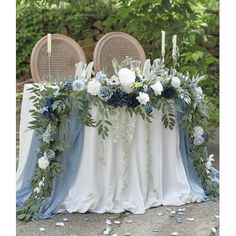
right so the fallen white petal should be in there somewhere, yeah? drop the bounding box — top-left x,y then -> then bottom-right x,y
171,232 -> 178,236
112,234 -> 118,236
126,219 -> 132,223
125,233 -> 131,236
63,218 -> 69,222
157,212 -> 164,216
177,208 -> 186,212
55,222 -> 64,226
103,229 -> 110,235
212,228 -> 217,233
39,227 -> 45,231
114,220 -> 121,224
106,219 -> 112,225
188,218 -> 194,221
215,215 -> 220,219
153,229 -> 159,232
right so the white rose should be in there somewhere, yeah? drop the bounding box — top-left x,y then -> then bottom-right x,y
118,68 -> 135,92
136,92 -> 150,105
72,80 -> 85,91
87,80 -> 101,95
151,82 -> 163,96
193,126 -> 204,137
107,75 -> 120,86
171,76 -> 181,88
38,156 -> 50,170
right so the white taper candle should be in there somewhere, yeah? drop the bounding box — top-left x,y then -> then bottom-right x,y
47,33 -> 51,55
161,30 -> 165,57
172,35 -> 177,58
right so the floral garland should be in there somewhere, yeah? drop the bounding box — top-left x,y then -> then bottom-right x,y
17,58 -> 219,221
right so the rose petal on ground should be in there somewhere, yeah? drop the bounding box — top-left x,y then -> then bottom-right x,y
171,232 -> 178,236
39,227 -> 45,231
55,222 -> 64,226
106,219 -> 112,225
114,220 -> 121,224
187,218 -> 195,221
126,219 -> 132,223
212,228 -> 217,233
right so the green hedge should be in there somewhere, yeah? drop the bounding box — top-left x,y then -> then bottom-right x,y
16,0 -> 219,126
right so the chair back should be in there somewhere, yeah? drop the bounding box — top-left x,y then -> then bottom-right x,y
30,34 -> 86,82
93,32 -> 146,76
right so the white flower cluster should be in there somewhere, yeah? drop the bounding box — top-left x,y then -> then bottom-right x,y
151,81 -> 163,95
136,92 -> 150,105
205,154 -> 214,170
33,177 -> 45,194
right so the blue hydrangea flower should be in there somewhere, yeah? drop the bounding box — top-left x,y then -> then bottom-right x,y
98,87 -> 113,101
59,81 -> 73,93
123,93 -> 140,108
95,71 -> 108,81
162,86 -> 176,99
107,88 -> 126,108
193,136 -> 205,145
135,76 -> 141,82
42,97 -> 57,120
146,103 -> 153,115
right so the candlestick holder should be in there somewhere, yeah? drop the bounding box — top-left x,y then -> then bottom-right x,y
47,53 -> 51,84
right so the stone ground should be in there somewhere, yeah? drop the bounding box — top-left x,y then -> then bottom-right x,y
16,202 -> 219,236
16,98 -> 219,236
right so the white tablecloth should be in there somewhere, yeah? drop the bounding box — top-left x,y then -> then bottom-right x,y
17,84 -> 203,215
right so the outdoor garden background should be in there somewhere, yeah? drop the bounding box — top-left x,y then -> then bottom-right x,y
16,0 -> 219,234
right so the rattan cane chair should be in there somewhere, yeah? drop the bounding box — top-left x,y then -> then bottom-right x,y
30,34 -> 86,82
93,32 -> 146,76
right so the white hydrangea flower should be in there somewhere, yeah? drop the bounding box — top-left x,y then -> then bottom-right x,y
193,126 -> 204,137
87,80 -> 101,95
171,76 -> 181,88
151,81 -> 163,95
118,68 -> 135,92
38,156 -> 50,170
107,75 -> 120,86
136,92 -> 150,105
34,187 -> 41,194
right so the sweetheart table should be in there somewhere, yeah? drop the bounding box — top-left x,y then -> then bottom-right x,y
16,84 -> 211,219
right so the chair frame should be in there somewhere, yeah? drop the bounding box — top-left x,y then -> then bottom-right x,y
30,34 -> 86,82
93,32 -> 146,74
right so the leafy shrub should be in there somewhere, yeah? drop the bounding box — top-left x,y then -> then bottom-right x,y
16,0 -> 219,126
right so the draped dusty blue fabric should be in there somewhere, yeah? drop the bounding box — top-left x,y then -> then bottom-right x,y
16,113 -> 84,219
176,99 -> 219,201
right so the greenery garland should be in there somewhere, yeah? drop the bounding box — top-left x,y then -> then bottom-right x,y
17,58 -> 219,221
